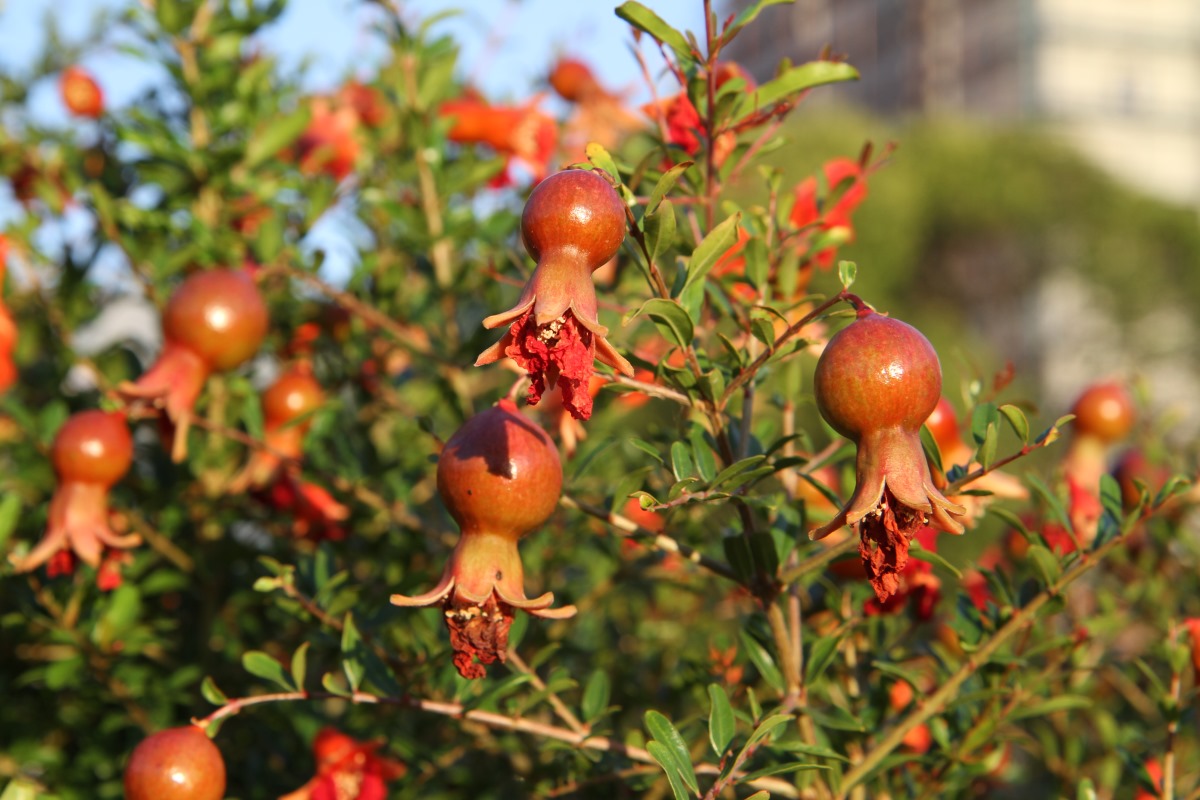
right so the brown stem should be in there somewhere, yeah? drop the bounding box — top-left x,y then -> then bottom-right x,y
196,689 -> 800,797
1165,620 -> 1181,800
506,649 -> 587,736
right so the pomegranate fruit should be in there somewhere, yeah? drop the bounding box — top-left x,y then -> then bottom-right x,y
230,362 -> 324,492
475,169 -> 634,420
119,268 -> 268,462
279,727 -> 406,800
123,725 -> 225,800
60,66 -> 104,118
810,308 -> 965,601
10,410 -> 140,587
0,236 -> 16,393
392,399 -> 575,679
1062,381 -> 1135,543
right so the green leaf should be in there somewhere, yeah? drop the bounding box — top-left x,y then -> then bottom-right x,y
245,105 -> 311,168
775,741 -> 851,762
585,143 -> 621,182
0,777 -> 43,800
647,161 -> 692,213
805,632 -> 843,685
670,441 -> 696,482
707,684 -> 735,755
682,214 -> 741,296
909,540 -> 963,579
978,421 -> 999,470
242,650 -> 296,691
739,629 -> 784,692
734,61 -> 859,118
805,704 -> 866,732
634,298 -> 694,349
1008,694 -> 1092,721
837,259 -> 857,289
291,642 -> 310,691
0,493 -> 20,548
1026,544 -> 1062,587
741,762 -> 829,781
711,456 -> 769,491
998,404 -> 1030,443
200,676 -> 227,705
721,0 -> 793,43
341,613 -> 365,693
646,741 -> 692,800
322,670 -> 352,698
582,670 -> 611,722
689,426 -> 717,482
645,710 -> 699,794
615,2 -> 695,65
743,713 -> 792,749
643,199 -> 677,265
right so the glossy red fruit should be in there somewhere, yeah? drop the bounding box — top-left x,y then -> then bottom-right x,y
162,269 -> 269,371
10,411 -> 140,585
392,400 -> 574,679
123,726 -> 226,800
60,66 -> 104,118
811,309 -> 965,602
120,268 -> 268,461
1071,381 -> 1134,443
476,170 -> 634,420
263,364 -> 324,431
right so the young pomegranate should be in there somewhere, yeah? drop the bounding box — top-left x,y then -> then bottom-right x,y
123,725 -> 226,800
230,362 -> 324,492
10,410 -> 140,588
119,268 -> 268,462
810,307 -> 965,602
392,399 -> 575,679
1062,381 -> 1134,543
279,727 -> 406,800
475,169 -> 634,420
60,66 -> 104,118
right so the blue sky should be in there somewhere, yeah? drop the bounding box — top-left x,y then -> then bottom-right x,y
0,0 -> 706,121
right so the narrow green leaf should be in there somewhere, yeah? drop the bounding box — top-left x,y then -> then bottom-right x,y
707,684 -> 735,755
805,704 -> 866,732
646,741 -> 691,800
670,441 -> 696,482
200,676 -> 227,705
291,642 -> 310,691
1026,544 -> 1062,587
734,61 -> 859,117
741,762 -> 829,781
711,456 -> 768,491
738,629 -> 784,692
341,613 -> 365,693
627,438 -> 665,465
245,106 -> 311,168
645,710 -> 699,793
644,199 -> 677,265
775,741 -> 851,762
805,632 -> 843,685
242,651 -> 296,691
322,670 -> 352,697
722,0 -> 793,43
998,404 -> 1030,443
615,2 -> 695,65
979,422 -> 999,470
582,670 -> 611,722
683,214 -> 741,294
1008,694 -> 1091,721
689,426 -> 717,482
0,493 -> 20,548
647,161 -> 692,213
909,540 -> 963,579
743,713 -> 791,749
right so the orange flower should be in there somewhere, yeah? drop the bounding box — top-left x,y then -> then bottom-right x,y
440,94 -> 558,186
789,157 -> 868,269
293,97 -> 361,180
60,66 -> 104,119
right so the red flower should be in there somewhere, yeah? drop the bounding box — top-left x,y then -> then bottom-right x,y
789,157 -> 868,269
60,66 -> 104,118
280,728 -> 405,800
440,94 -> 558,185
294,97 -> 361,180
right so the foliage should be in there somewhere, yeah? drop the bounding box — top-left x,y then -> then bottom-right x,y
0,2 -> 1197,799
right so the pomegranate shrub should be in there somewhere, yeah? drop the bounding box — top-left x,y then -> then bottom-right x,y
0,2 -> 1195,799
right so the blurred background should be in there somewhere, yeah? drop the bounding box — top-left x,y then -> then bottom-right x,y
3,0 -> 1199,443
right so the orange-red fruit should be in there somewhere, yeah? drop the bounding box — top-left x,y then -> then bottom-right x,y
816,312 -> 942,440
123,726 -> 226,800
1070,381 -> 1134,443
437,398 -> 562,539
923,397 -> 961,453
53,409 -> 133,486
60,66 -> 104,118
163,269 -> 268,370
262,365 -> 323,429
520,169 -> 626,271
548,58 -> 604,102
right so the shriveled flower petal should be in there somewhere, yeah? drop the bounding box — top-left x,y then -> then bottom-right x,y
503,310 -> 599,420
